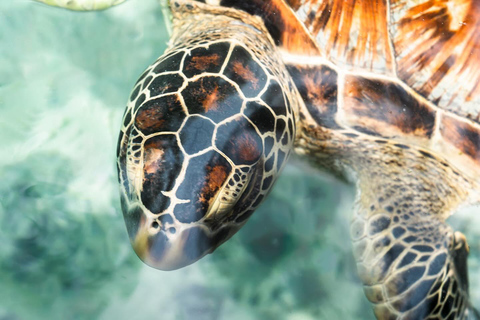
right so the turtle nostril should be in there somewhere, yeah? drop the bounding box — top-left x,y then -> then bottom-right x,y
152,221 -> 159,229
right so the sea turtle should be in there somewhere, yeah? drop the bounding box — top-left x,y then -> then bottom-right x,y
35,0 -> 480,318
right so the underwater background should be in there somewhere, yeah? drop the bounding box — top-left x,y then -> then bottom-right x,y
0,0 -> 479,319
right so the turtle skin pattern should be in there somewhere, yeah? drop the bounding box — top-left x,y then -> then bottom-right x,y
117,10 -> 297,270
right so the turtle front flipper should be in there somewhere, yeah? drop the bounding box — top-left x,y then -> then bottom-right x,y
351,168 -> 473,319
33,0 -> 126,11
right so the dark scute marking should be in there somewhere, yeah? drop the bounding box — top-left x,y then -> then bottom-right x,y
418,255 -> 430,263
353,126 -> 383,137
394,143 -> 410,149
135,68 -> 150,86
123,204 -> 143,241
212,227 -> 230,246
393,278 -> 435,313
158,214 -> 174,226
281,132 -> 289,145
276,149 -> 286,172
394,266 -> 426,296
382,244 -> 405,277
129,85 -> 141,102
148,73 -> 184,97
183,42 -> 230,78
148,230 -> 169,261
452,236 -> 470,291
428,253 -> 447,275
392,226 -> 406,238
116,130 -> 125,158
412,245 -> 434,253
215,117 -> 263,165
262,175 -> 273,190
123,108 -> 132,127
142,135 -> 183,213
374,236 -> 391,249
344,75 -> 436,137
385,206 -> 394,212
398,252 -> 417,269
243,101 -> 275,135
441,278 -> 450,301
276,118 -> 286,142
135,95 -> 185,135
343,132 -> 359,138
142,75 -> 153,90
117,129 -> 131,194
265,155 -> 274,172
441,295 -> 455,318
173,202 -> 201,224
368,216 -> 391,235
224,45 -> 267,98
404,235 -> 417,243
261,79 -> 287,116
264,136 -> 274,156
431,281 -> 443,302
407,226 -> 418,232
179,115 -> 215,155
182,76 -> 243,123
419,150 -> 436,159
252,194 -> 264,207
175,151 -> 231,223
134,93 -> 146,113
287,118 -> 294,136
153,51 -> 184,73
441,114 -> 480,161
183,227 -> 212,262
452,280 -> 458,295
286,64 -> 340,128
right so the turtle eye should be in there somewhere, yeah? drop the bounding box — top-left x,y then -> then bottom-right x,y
117,42 -> 295,270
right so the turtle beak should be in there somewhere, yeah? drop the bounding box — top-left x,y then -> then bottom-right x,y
130,216 -> 232,271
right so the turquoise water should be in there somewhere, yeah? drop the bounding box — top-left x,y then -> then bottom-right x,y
0,1 -> 478,319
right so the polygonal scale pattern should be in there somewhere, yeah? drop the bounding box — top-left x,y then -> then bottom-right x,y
117,38 -> 296,267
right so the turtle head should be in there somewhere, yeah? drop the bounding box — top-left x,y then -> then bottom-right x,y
117,41 -> 296,270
